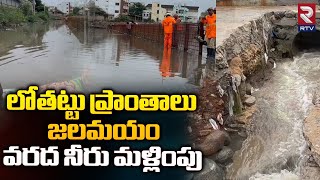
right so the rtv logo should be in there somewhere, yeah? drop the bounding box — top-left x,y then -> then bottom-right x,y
298,4 -> 316,32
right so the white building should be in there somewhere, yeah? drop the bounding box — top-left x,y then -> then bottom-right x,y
174,5 -> 199,23
145,3 -> 167,22
93,0 -> 128,18
142,10 -> 151,21
0,0 -> 20,7
57,2 -> 73,15
145,3 -> 199,23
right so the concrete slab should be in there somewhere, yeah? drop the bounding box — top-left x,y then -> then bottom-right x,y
217,6 -> 297,47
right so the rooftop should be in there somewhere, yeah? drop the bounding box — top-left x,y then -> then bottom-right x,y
145,4 -> 199,11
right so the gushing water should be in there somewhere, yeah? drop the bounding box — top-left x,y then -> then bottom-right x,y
227,51 -> 320,179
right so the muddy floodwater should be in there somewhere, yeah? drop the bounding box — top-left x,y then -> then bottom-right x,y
227,51 -> 320,179
0,22 -> 205,93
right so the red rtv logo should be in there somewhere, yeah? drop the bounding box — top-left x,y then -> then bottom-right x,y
298,3 -> 316,32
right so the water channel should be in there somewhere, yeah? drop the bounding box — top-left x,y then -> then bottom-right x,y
227,50 -> 320,179
0,21 -> 205,93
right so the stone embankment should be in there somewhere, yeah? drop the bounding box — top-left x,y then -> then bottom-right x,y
302,93 -> 320,180
190,8 -> 320,179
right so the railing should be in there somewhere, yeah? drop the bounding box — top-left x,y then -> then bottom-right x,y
0,1 -> 20,8
111,23 -> 204,54
66,16 -> 205,55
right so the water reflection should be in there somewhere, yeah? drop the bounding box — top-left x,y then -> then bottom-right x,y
0,22 -> 206,93
160,48 -> 172,77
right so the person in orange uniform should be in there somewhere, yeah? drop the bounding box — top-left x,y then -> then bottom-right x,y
204,8 -> 216,59
162,13 -> 177,48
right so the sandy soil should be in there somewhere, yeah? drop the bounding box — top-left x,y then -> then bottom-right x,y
217,6 -> 297,46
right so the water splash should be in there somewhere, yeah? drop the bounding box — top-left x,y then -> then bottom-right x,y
227,52 -> 320,179
249,170 -> 299,180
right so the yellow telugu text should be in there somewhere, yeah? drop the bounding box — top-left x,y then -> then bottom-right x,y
90,90 -> 197,114
48,120 -> 160,141
6,86 -> 86,111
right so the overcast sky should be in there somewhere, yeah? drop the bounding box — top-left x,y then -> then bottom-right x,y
42,0 -> 215,12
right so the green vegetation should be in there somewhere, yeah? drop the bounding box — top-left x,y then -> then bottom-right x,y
113,15 -> 131,22
0,0 -> 50,29
26,12 -> 50,23
129,2 -> 146,17
72,7 -> 81,16
34,0 -> 45,12
0,6 -> 25,27
20,0 -> 33,16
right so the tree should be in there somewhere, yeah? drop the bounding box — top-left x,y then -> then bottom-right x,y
28,0 -> 45,12
72,7 -> 81,15
129,2 -> 146,17
20,0 -> 33,16
35,0 -> 45,12
113,15 -> 131,22
94,7 -> 107,16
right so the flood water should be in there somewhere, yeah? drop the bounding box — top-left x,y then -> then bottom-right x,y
227,51 -> 320,179
0,21 -> 205,93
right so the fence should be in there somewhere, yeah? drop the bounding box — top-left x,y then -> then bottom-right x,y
110,23 -> 204,55
0,0 -> 20,8
66,16 -> 205,55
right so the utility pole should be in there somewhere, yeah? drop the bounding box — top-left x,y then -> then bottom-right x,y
32,0 -> 36,15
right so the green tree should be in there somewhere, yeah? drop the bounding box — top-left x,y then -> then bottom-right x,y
94,7 -> 107,16
28,0 -> 45,12
20,0 -> 33,16
72,7 -> 81,15
129,2 -> 146,17
113,15 -> 131,22
35,0 -> 45,12
0,6 -> 25,26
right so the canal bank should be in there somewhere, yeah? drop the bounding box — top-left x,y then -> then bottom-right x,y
191,6 -> 320,180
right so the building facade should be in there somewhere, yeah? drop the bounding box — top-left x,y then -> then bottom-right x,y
94,0 -> 128,18
0,0 -> 20,8
145,3 -> 199,23
182,6 -> 199,23
120,0 -> 129,15
145,3 -> 167,22
57,2 -> 73,15
142,10 -> 151,21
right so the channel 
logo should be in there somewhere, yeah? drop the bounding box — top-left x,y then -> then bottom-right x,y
298,3 -> 316,32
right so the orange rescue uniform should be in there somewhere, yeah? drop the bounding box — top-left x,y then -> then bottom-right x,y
204,14 -> 216,39
162,16 -> 176,48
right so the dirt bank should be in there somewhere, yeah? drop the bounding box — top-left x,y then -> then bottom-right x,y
190,8 -> 320,179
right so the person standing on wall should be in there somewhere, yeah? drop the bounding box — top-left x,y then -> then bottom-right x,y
0,83 -> 3,109
173,14 -> 182,23
162,13 -> 177,48
173,14 -> 182,48
198,17 -> 207,45
204,8 -> 216,59
126,21 -> 132,35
